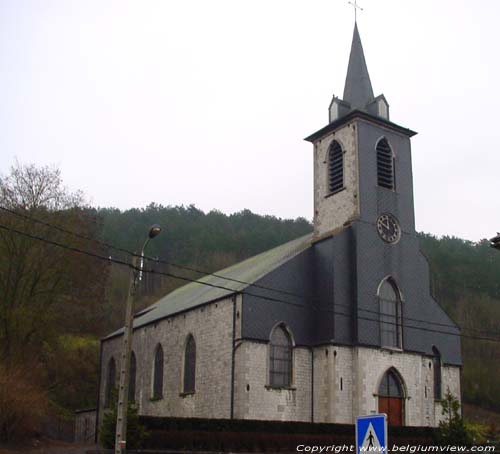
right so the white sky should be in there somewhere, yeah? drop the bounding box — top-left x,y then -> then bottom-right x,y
0,0 -> 499,242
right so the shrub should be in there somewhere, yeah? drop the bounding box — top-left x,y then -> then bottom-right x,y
437,390 -> 472,445
0,363 -> 49,441
100,399 -> 149,449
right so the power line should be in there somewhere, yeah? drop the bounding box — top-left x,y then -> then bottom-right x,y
1,205 -> 499,337
0,220 -> 499,344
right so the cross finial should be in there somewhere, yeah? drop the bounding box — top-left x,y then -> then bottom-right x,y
348,0 -> 363,22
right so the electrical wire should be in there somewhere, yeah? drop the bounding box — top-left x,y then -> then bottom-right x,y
0,220 -> 499,344
1,205 -> 498,337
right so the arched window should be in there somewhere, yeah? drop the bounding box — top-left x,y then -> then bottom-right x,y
152,344 -> 164,399
328,140 -> 344,194
105,357 -> 116,408
432,346 -> 442,400
379,278 -> 402,349
269,325 -> 293,388
183,335 -> 196,393
378,368 -> 405,426
129,351 -> 137,403
378,369 -> 404,398
376,138 -> 394,190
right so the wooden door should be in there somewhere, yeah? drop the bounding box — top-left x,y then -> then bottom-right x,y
378,396 -> 403,426
378,396 -> 389,417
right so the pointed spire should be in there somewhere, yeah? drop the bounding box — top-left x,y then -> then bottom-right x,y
342,23 -> 374,111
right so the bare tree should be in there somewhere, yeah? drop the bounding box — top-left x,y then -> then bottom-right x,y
0,161 -> 108,360
0,161 -> 85,210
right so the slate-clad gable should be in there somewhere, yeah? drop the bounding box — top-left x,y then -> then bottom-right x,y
237,224 -> 461,366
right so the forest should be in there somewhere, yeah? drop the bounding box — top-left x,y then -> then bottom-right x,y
0,163 -> 499,441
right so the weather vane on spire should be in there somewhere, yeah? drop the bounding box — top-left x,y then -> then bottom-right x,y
348,0 -> 363,22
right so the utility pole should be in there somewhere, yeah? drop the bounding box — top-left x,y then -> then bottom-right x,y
115,225 -> 161,453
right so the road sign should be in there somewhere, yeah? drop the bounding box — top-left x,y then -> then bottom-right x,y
355,414 -> 387,454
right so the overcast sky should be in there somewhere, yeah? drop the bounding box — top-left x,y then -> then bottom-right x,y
0,0 -> 499,242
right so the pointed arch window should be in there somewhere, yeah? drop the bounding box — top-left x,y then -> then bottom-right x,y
378,369 -> 404,398
105,357 -> 116,408
379,278 -> 402,349
328,140 -> 344,194
129,351 -> 137,403
377,138 -> 395,190
152,344 -> 164,399
432,347 -> 442,400
184,335 -> 196,394
378,368 -> 405,426
269,325 -> 293,388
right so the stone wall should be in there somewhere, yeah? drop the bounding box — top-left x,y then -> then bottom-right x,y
98,295 -> 237,431
313,346 -> 354,424
99,308 -> 460,431
313,122 -> 360,240
233,340 -> 312,422
435,365 -> 462,425
353,347 -> 460,427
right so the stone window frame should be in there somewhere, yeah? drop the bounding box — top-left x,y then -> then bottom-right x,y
151,343 -> 164,400
377,276 -> 403,350
181,333 -> 196,396
104,356 -> 116,408
266,322 -> 295,390
375,136 -> 396,191
326,139 -> 346,196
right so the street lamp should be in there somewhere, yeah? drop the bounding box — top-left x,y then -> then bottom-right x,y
490,233 -> 500,251
115,224 -> 161,453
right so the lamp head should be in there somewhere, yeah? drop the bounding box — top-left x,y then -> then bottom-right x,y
148,224 -> 162,239
490,233 -> 500,250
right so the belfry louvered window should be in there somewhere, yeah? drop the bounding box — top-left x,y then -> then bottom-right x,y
328,140 -> 344,194
377,138 -> 395,189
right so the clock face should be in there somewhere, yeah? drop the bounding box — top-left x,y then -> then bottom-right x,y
377,214 -> 401,244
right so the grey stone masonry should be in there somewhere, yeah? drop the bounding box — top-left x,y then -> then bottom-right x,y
233,340 -> 312,422
98,296 -> 237,431
314,122 -> 360,240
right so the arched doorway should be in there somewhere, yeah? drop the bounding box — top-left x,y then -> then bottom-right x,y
378,369 -> 405,426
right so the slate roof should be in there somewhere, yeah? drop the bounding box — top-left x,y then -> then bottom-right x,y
104,233 -> 313,339
343,22 -> 374,110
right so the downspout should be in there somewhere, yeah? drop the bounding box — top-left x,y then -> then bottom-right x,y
351,225 -> 358,343
94,339 -> 103,443
350,225 -> 359,422
230,294 -> 237,419
311,347 -> 314,422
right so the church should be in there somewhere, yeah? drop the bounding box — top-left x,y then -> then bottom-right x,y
97,23 -> 461,429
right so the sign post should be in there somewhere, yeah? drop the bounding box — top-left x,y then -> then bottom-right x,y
355,414 -> 388,454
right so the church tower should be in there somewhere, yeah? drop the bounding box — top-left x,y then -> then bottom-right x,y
306,23 -> 415,242
305,22 -> 461,426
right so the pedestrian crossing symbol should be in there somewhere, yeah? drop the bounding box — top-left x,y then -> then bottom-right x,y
355,414 -> 387,454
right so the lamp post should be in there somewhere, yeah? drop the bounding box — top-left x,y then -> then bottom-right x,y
490,233 -> 500,251
115,224 -> 161,453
